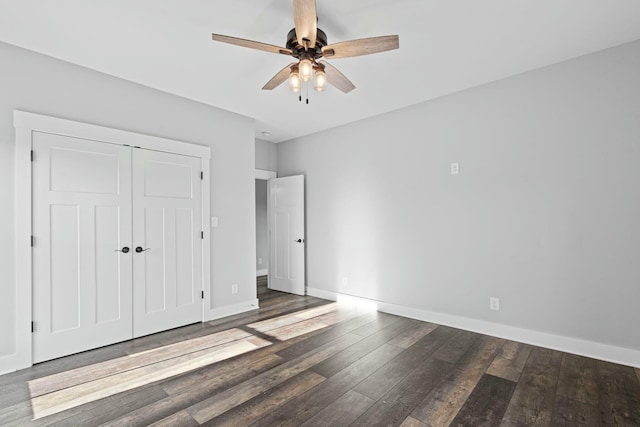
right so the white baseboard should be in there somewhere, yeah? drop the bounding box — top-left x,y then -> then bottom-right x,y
307,287 -> 640,369
204,299 -> 260,322
256,269 -> 268,277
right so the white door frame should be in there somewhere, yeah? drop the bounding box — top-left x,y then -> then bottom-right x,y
13,110 -> 211,370
255,169 -> 277,281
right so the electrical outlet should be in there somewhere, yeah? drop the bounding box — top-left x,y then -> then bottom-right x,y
231,283 -> 238,294
258,258 -> 262,265
451,162 -> 460,175
489,297 -> 500,311
211,216 -> 219,227
341,277 -> 348,287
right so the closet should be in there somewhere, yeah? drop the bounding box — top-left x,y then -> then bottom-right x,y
31,128 -> 205,363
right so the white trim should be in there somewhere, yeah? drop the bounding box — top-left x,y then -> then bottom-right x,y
204,299 -> 260,322
202,159 -> 212,318
14,111 -> 210,159
307,287 -> 640,369
12,110 -> 211,373
254,169 -> 276,289
255,169 -> 277,180
5,126 -> 35,375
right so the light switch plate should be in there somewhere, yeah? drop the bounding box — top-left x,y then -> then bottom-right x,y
451,162 -> 460,175
211,216 -> 219,227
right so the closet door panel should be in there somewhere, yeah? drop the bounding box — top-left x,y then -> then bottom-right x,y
32,133 -> 133,363
132,149 -> 202,337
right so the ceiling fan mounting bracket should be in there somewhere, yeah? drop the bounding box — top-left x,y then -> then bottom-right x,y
286,28 -> 327,60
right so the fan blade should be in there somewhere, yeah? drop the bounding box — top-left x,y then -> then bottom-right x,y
319,61 -> 355,93
212,34 -> 292,56
293,0 -> 317,48
262,62 -> 297,90
322,35 -> 399,59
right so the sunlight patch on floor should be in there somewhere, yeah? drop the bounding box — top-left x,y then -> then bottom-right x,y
27,300 -> 369,421
28,332 -> 270,420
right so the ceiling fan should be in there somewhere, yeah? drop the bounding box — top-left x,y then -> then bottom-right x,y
211,0 -> 399,97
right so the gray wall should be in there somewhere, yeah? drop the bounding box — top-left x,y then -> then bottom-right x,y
278,40 -> 640,354
255,138 -> 278,172
0,41 -> 256,363
255,180 -> 269,273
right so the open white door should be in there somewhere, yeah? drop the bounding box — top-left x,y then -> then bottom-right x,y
269,175 -> 305,295
132,148 -> 203,337
32,133 -> 133,363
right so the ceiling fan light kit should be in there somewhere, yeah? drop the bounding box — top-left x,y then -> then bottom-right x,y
211,0 -> 399,102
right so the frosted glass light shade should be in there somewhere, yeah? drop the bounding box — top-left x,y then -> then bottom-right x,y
299,59 -> 313,82
289,72 -> 301,92
314,70 -> 326,92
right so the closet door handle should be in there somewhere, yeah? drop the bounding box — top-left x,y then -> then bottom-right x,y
115,247 -> 130,253
135,247 -> 150,253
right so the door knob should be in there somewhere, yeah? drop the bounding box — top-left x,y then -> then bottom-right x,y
135,247 -> 150,253
115,247 -> 130,253
294,239 -> 304,243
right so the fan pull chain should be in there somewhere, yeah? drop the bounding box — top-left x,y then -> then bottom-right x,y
306,83 -> 309,104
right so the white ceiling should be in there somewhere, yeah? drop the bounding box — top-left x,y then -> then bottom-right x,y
1,1 -> 640,143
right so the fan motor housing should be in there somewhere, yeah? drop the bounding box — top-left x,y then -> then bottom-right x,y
286,28 -> 327,58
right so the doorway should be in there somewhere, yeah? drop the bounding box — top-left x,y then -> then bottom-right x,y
255,169 -> 276,301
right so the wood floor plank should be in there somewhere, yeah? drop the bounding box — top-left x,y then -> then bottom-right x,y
399,416 -> 428,427
28,327 -> 253,397
0,343 -> 131,388
550,394 -> 600,426
353,325 -> 457,401
186,332 -> 364,424
351,357 -> 454,426
103,353 -> 284,426
449,373 -> 516,426
556,353 -> 599,406
500,347 -> 562,426
410,335 -> 504,426
147,410 -> 199,427
28,384 -> 167,427
274,312 -> 378,361
350,312 -> 404,337
486,340 -> 533,382
596,359 -> 640,426
250,343 -> 405,427
263,308 -> 358,341
0,383 -> 33,410
248,303 -> 339,332
387,322 -> 439,349
310,316 -> 419,379
432,329 -> 481,363
202,371 -> 326,427
160,351 -> 283,396
300,390 -> 374,427
30,336 -> 272,420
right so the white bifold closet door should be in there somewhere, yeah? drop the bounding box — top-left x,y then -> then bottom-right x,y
132,148 -> 202,337
32,133 -> 133,363
32,132 -> 202,363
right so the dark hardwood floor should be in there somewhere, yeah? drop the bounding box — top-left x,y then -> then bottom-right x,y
1,276 -> 639,426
